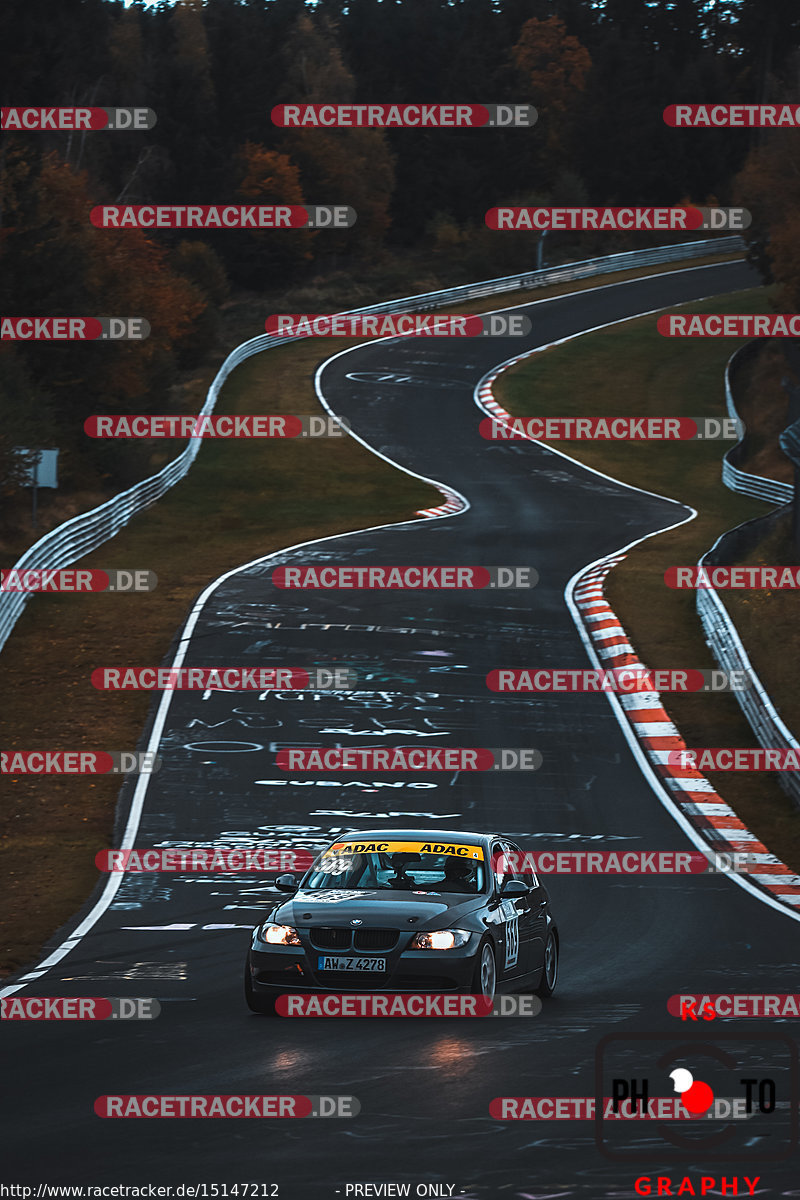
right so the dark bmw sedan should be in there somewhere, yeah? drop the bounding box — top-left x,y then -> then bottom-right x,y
244,829 -> 559,1014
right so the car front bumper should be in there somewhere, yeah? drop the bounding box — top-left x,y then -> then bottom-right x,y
247,931 -> 481,996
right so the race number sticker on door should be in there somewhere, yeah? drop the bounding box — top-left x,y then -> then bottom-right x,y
500,898 -> 519,969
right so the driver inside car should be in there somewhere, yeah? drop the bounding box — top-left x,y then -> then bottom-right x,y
443,859 -> 476,893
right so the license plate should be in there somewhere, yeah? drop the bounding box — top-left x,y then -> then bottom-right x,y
317,955 -> 386,972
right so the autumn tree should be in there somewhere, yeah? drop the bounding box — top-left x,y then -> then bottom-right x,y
161,0 -> 221,197
735,128 -> 800,309
511,16 -> 591,183
277,14 -> 395,256
0,142 -> 208,489
229,142 -> 314,286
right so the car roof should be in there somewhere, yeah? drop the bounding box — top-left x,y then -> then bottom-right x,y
327,829 -> 503,846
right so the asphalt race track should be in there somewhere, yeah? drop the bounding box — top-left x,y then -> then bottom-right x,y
4,260 -> 798,1197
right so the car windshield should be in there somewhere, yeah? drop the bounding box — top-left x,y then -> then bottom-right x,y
303,849 -> 485,894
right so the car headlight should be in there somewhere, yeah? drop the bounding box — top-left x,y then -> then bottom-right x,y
260,923 -> 302,946
409,929 -> 471,951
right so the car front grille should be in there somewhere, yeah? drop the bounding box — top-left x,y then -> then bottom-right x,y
307,927 -> 400,951
353,928 -> 398,951
309,927 -> 352,950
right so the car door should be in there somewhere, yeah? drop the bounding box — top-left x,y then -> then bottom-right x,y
505,839 -> 548,980
489,840 -> 532,981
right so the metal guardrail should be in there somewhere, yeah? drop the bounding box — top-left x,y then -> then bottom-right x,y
697,541 -> 800,811
697,338 -> 799,809
778,416 -> 800,475
0,235 -> 745,654
722,341 -> 794,505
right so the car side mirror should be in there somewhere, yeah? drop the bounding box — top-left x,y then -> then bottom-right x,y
500,878 -> 528,898
275,873 -> 298,892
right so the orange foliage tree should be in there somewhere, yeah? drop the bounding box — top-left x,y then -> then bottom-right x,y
511,17 -> 591,179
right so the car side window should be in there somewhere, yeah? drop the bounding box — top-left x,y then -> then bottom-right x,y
505,841 -> 538,889
492,841 -> 509,893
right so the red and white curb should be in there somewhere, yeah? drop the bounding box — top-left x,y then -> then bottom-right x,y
476,359 -> 800,915
571,559 -> 800,911
478,371 -> 519,426
416,489 -> 466,519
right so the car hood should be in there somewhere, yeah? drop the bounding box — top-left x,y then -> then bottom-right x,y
272,888 -> 483,930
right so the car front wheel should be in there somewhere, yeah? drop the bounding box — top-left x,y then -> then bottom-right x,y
470,939 -> 497,1002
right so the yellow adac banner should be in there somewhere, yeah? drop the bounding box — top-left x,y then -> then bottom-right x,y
327,840 -> 484,860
